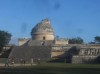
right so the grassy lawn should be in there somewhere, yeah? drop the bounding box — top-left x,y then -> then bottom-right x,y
0,63 -> 100,74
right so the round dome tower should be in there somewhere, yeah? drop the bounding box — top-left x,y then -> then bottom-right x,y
31,19 -> 55,40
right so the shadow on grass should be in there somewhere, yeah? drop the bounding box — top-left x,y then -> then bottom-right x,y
0,64 -> 100,74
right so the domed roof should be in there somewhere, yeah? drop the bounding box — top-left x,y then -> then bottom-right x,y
31,19 -> 54,35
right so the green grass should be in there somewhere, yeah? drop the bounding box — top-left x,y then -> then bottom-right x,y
0,63 -> 100,74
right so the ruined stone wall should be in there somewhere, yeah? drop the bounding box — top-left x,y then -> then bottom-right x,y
51,44 -> 100,63
32,33 -> 54,40
54,39 -> 69,45
18,38 -> 29,46
79,48 -> 100,56
72,56 -> 97,63
51,51 -> 64,58
51,46 -> 72,58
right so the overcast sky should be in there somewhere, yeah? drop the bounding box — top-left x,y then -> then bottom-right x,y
0,0 -> 100,44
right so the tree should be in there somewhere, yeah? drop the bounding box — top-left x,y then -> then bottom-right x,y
94,36 -> 100,44
55,35 -> 60,39
89,41 -> 95,44
69,37 -> 84,44
0,30 -> 11,52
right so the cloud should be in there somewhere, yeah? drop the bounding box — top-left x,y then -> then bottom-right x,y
9,36 -> 18,45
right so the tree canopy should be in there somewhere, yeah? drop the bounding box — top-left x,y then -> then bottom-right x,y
0,30 -> 11,52
69,37 -> 84,44
94,36 -> 100,44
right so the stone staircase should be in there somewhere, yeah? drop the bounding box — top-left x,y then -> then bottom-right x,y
9,46 -> 52,63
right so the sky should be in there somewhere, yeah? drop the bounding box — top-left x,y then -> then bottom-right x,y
0,0 -> 100,44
